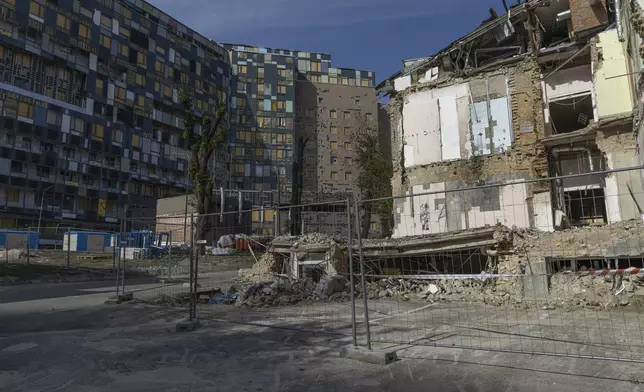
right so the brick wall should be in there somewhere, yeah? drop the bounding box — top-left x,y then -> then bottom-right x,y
390,59 -> 547,195
569,0 -> 608,36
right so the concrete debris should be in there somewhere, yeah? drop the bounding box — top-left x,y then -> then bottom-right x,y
240,252 -> 283,283
513,219 -> 644,257
274,232 -> 343,246
313,275 -> 349,297
233,276 -> 350,308
0,249 -> 24,263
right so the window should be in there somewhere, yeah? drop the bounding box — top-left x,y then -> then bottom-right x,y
330,171 -> 338,180
343,111 -> 351,119
370,222 -> 378,231
135,74 -> 145,87
120,26 -> 130,38
258,67 -> 264,77
330,126 -> 338,135
137,95 -> 144,107
330,141 -> 338,149
278,69 -> 286,77
344,126 -> 352,135
330,110 -> 337,119
78,24 -> 90,39
355,99 -> 361,106
47,110 -> 62,126
344,141 -> 352,150
345,172 -> 353,180
57,14 -> 71,31
239,65 -> 247,74
137,52 -> 147,67
10,161 -> 23,173
100,15 -> 112,30
92,124 -> 104,139
6,189 -> 19,203
118,43 -> 129,57
115,87 -> 126,103
18,102 -> 34,119
366,113 -> 373,122
100,34 -> 111,49
311,61 -> 321,72
63,147 -> 74,158
278,86 -> 287,94
306,108 -> 315,117
96,79 -> 104,96
277,101 -> 285,110
155,61 -> 164,73
361,79 -> 371,87
329,77 -> 338,84
30,1 -> 44,17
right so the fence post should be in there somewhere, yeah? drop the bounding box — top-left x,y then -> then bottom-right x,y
121,218 -> 126,295
346,197 -> 358,347
194,237 -> 200,321
167,231 -> 173,281
353,198 -> 372,350
66,226 -> 71,268
115,221 -> 122,296
189,213 -> 195,321
26,227 -> 30,265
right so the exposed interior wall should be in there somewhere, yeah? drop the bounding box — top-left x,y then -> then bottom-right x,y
389,59 -> 547,237
544,65 -> 593,101
401,84 -> 471,166
568,0 -> 608,36
533,192 -> 554,232
593,29 -> 635,119
596,128 -> 644,222
392,178 -> 530,238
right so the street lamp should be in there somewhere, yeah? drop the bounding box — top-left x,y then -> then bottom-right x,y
37,184 -> 54,235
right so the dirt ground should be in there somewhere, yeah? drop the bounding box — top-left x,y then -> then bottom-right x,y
4,302 -> 644,392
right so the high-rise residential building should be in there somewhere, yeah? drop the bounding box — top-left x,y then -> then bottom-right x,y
0,0 -> 230,234
0,0 -> 378,239
225,45 -> 377,235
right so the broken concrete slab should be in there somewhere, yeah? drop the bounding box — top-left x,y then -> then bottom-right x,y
339,345 -> 398,365
104,292 -> 134,305
175,318 -> 200,332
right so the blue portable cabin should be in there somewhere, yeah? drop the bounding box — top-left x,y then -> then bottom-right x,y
0,230 -> 39,250
63,231 -> 112,253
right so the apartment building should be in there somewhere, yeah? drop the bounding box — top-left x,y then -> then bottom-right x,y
377,0 -> 644,240
0,0 -> 230,232
225,44 -> 377,236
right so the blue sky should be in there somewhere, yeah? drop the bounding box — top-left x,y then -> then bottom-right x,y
147,0 -> 502,82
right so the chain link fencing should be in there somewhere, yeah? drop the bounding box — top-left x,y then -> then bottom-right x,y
354,165 -> 644,362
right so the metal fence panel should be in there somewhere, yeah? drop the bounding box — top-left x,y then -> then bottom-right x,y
354,166 -> 644,362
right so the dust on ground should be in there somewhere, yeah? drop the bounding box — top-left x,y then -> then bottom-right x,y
3,302 -> 644,391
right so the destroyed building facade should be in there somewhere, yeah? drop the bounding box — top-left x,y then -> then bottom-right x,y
378,0 -> 644,238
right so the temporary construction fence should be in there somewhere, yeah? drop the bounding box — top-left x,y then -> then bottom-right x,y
353,165 -> 644,362
14,165 -> 643,363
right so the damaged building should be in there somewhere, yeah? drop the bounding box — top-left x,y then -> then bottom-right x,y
373,0 -> 644,304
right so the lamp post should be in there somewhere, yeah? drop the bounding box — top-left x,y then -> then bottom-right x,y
37,185 -> 54,235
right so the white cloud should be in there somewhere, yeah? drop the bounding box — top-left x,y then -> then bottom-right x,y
147,0 -> 446,38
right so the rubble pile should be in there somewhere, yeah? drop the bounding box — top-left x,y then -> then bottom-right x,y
232,275 -> 350,307
513,219 -> 644,257
239,252 -> 284,283
360,277 -> 518,306
548,273 -> 644,309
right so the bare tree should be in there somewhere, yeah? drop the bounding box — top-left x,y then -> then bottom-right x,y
180,89 -> 228,245
354,113 -> 394,238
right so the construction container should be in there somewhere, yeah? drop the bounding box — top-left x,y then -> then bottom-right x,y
63,231 -> 112,253
0,230 -> 39,250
